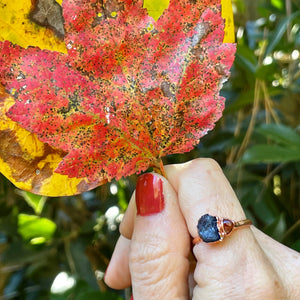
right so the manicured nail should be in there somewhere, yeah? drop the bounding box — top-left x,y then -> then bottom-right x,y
130,296 -> 134,300
136,173 -> 164,216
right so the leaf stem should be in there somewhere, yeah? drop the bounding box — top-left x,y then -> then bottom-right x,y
152,158 -> 167,178
64,237 -> 77,274
159,158 -> 167,178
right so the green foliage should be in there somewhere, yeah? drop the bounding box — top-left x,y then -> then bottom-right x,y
18,214 -> 56,242
1,0 -> 300,299
241,124 -> 300,163
50,278 -> 123,300
16,192 -> 47,215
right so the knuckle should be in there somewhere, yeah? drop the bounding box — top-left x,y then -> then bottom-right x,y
194,158 -> 222,172
130,233 -> 168,264
129,235 -> 172,285
180,158 -> 223,181
251,276 -> 286,299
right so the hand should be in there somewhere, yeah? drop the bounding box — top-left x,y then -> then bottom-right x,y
104,158 -> 300,299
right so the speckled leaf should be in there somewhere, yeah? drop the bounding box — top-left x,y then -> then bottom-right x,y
0,0 -> 98,195
0,86 -> 102,196
0,0 -> 236,194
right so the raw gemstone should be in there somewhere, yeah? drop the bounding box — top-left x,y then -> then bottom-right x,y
197,214 -> 220,243
223,219 -> 234,234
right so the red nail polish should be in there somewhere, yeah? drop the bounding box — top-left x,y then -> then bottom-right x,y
136,173 -> 164,216
130,296 -> 134,300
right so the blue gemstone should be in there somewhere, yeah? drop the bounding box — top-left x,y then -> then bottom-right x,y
197,214 -> 220,243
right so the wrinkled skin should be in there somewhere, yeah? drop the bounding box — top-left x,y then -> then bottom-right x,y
105,159 -> 300,299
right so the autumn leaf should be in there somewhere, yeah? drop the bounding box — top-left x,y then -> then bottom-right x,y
0,87 -> 101,195
0,0 -> 99,195
0,0 -> 236,195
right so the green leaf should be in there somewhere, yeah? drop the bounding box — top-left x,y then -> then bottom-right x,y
265,11 -> 300,56
117,180 -> 129,211
264,213 -> 286,242
18,214 -> 56,241
70,239 -> 99,289
17,190 -> 47,214
235,52 -> 256,74
2,240 -> 52,264
255,64 -> 278,80
257,124 -> 300,148
271,0 -> 284,10
240,144 -> 300,164
250,191 -> 277,224
291,239 -> 300,252
225,90 -> 255,112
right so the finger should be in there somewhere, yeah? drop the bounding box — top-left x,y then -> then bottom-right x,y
119,194 -> 136,239
110,173 -> 196,293
252,227 -> 300,298
129,173 -> 190,299
166,158 -> 285,299
104,235 -> 131,289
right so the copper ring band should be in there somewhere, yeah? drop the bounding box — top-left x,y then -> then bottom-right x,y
193,214 -> 252,244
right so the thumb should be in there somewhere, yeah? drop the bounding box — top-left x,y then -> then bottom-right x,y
129,173 -> 190,299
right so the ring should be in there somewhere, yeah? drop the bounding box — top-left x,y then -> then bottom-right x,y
193,213 -> 252,244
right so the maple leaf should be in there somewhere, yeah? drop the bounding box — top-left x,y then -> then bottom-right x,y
0,0 -> 236,191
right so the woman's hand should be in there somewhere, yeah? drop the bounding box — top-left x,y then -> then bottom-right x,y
104,158 -> 300,299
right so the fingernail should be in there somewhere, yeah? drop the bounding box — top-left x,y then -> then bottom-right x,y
136,173 -> 164,216
130,296 -> 134,300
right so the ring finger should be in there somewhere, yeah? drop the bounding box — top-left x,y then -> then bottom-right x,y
166,158 -> 284,299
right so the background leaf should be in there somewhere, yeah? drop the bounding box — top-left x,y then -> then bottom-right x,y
256,124 -> 300,147
17,191 -> 47,215
18,214 -> 56,241
241,144 -> 300,164
265,11 -> 300,56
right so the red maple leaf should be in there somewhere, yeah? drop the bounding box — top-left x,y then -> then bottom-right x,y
0,0 -> 235,185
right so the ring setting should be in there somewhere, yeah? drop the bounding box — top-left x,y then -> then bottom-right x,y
193,213 -> 252,244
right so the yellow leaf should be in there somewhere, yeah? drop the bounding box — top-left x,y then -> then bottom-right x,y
0,0 -> 66,52
221,0 -> 235,43
143,0 -> 170,21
